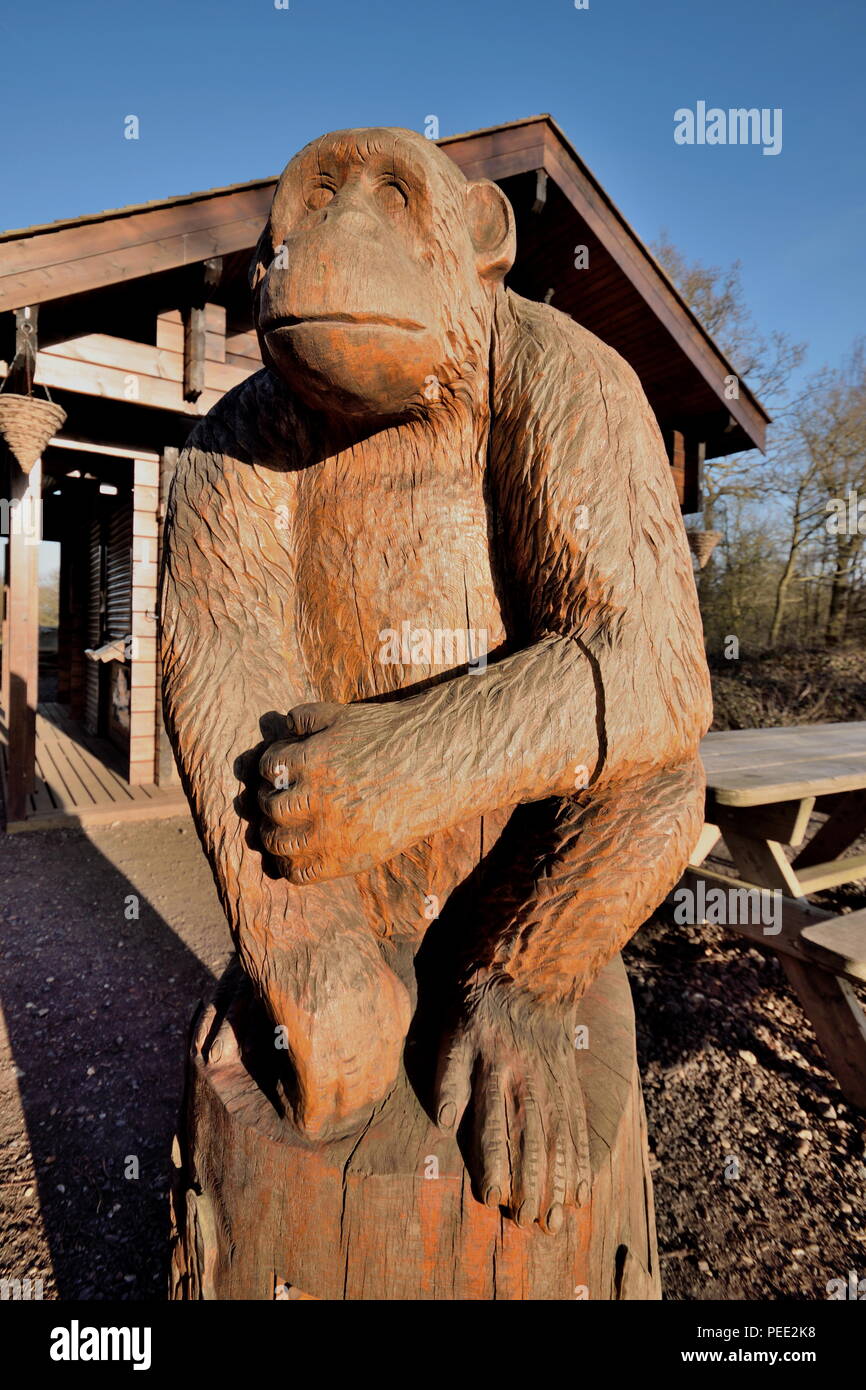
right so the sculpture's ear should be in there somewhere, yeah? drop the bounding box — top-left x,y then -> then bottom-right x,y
249,223 -> 272,296
465,180 -> 516,285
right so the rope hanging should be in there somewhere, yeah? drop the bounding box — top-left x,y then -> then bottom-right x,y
0,314 -> 66,474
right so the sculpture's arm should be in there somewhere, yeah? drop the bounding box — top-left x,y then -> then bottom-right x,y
160,439 -> 303,903
162,422 -> 416,1136
424,318 -> 710,785
441,298 -> 711,794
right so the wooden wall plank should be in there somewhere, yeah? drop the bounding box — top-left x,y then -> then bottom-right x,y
16,332 -> 253,396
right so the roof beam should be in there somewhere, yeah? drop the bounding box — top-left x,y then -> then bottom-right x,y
0,188 -> 271,314
531,169 -> 548,215
47,436 -> 160,462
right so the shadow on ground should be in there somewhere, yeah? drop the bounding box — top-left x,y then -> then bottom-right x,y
0,818 -> 229,1300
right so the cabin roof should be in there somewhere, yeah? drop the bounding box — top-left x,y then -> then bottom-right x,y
0,113 -> 768,469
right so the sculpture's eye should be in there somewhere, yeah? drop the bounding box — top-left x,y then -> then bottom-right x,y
305,183 -> 335,211
377,179 -> 408,212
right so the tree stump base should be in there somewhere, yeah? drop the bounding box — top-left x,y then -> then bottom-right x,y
169,953 -> 660,1300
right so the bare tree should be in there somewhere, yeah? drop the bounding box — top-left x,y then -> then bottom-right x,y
651,236 -> 806,403
795,342 -> 866,645
651,237 -> 806,610
766,463 -> 827,647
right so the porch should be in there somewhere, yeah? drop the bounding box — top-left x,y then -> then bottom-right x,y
0,700 -> 186,832
1,432 -> 184,831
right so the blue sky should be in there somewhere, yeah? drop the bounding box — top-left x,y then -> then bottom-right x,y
1,0 -> 863,387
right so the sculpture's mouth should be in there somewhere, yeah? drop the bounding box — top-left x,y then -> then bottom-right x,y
263,312 -> 426,334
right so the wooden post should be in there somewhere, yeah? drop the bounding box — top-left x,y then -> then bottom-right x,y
665,428 -> 686,508
664,431 -> 704,514
780,957 -> 866,1111
128,456 -> 159,785
183,259 -> 224,402
182,310 -> 207,403
4,459 -> 41,822
1,510 -> 10,719
154,446 -> 179,786
169,954 -> 660,1301
684,438 -> 705,514
57,482 -> 94,720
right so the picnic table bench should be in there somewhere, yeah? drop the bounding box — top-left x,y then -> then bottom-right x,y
686,721 -> 866,1109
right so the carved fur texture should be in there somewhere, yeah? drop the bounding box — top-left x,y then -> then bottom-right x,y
161,128 -> 712,1230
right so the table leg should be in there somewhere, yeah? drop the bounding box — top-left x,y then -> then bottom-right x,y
792,790 -> 866,871
779,955 -> 866,1110
719,827 -> 804,896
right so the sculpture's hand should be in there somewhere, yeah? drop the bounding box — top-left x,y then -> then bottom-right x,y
258,636 -> 605,884
434,974 -> 591,1233
258,699 -> 446,882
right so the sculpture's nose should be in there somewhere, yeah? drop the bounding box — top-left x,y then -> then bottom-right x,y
316,193 -> 378,239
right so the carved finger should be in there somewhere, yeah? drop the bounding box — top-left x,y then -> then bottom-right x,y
260,821 -> 313,857
287,701 -> 342,736
565,1083 -> 592,1209
512,1082 -> 545,1228
434,1029 -> 473,1132
539,1123 -> 568,1235
293,1076 -> 343,1140
258,784 -> 309,823
474,1065 -> 511,1210
334,1056 -> 375,1122
274,851 -> 327,885
259,741 -> 304,785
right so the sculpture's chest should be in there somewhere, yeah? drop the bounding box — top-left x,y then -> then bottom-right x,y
291,454 -> 506,701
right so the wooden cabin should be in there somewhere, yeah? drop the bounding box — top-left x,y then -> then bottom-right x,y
0,114 -> 768,831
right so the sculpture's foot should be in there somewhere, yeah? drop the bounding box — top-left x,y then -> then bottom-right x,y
435,978 -> 591,1233
268,938 -> 413,1142
172,953 -> 660,1299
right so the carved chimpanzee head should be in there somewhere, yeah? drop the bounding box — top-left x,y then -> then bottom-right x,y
250,128 -> 516,419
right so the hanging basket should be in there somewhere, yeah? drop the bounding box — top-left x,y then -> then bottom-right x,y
0,393 -> 66,474
687,529 -> 722,569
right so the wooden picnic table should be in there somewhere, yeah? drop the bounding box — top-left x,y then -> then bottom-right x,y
687,721 -> 866,1109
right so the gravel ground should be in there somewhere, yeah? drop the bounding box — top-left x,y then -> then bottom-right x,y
1,812 -> 865,1301
625,900 -> 866,1301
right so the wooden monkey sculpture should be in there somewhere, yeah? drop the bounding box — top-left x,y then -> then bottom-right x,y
161,127 -> 712,1235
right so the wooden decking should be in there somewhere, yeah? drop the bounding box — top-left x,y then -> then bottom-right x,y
1,701 -> 188,833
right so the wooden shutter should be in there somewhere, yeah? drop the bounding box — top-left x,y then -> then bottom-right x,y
105,505 -> 132,642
